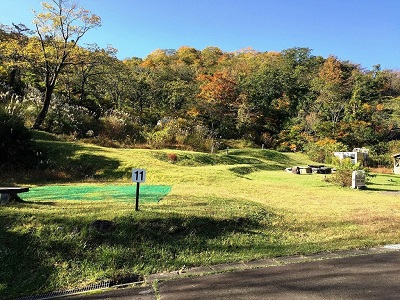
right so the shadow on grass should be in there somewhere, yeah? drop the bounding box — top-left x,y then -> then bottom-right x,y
153,151 -> 264,167
365,187 -> 400,193
154,150 -> 296,176
365,175 -> 400,192
227,150 -> 295,177
229,164 -> 285,176
0,141 -> 127,185
203,150 -> 296,177
0,213 -> 56,299
229,149 -> 293,165
0,200 -> 282,299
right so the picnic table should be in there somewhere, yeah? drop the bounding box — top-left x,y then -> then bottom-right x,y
0,187 -> 30,204
287,165 -> 332,175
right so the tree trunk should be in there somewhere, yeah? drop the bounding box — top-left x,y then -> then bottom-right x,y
32,85 -> 53,129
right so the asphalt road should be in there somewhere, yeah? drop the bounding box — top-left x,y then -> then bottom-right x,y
67,248 -> 400,300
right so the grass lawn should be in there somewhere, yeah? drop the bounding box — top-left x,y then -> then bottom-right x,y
1,138 -> 400,299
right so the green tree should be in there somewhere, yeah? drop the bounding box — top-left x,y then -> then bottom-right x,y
239,52 -> 285,136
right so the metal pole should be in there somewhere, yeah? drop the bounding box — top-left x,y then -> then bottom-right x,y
135,182 -> 140,211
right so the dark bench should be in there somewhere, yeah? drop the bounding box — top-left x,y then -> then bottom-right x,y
0,187 -> 30,204
291,166 -> 312,174
289,165 -> 332,175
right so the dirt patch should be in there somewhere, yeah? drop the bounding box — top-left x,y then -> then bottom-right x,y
380,191 -> 400,195
370,167 -> 393,174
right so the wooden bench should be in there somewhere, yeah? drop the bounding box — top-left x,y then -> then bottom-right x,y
0,187 -> 30,204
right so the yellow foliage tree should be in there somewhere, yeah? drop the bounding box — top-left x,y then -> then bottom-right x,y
31,0 -> 101,129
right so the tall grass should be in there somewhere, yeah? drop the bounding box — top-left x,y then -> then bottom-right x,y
1,138 -> 400,298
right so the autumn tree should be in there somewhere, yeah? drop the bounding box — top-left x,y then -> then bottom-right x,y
176,46 -> 201,66
3,16 -> 400,151
32,0 -> 101,129
196,71 -> 239,137
311,56 -> 354,137
200,46 -> 224,70
0,24 -> 33,93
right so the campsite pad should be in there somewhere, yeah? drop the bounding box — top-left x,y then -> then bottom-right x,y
23,185 -> 172,203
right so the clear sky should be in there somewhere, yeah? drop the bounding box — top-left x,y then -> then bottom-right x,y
1,0 -> 399,70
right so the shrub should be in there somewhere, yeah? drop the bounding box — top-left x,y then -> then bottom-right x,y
277,125 -> 312,152
147,118 -> 213,152
167,153 -> 178,163
185,125 -> 214,152
368,143 -> 391,168
329,158 -> 361,187
97,110 -> 145,146
305,138 -> 347,163
387,140 -> 400,155
43,97 -> 99,137
368,141 -> 399,168
260,132 -> 275,149
0,109 -> 42,170
0,87 -> 43,127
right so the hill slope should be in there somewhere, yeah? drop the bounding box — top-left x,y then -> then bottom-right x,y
1,138 -> 400,299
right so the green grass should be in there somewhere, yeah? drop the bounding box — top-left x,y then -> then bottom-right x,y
1,138 -> 400,299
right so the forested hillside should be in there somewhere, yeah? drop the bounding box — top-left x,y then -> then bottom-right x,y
1,1 -> 400,167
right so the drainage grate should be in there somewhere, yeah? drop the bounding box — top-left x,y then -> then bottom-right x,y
16,280 -> 111,300
383,244 -> 400,250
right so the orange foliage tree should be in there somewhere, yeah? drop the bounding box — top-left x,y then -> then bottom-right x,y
196,71 -> 239,137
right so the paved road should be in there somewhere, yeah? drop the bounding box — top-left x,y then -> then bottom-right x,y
67,248 -> 400,300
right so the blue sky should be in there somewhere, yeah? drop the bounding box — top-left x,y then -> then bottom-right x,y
1,0 -> 399,70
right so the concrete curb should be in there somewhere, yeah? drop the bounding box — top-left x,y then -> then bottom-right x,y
22,245 -> 400,300
145,245 -> 399,284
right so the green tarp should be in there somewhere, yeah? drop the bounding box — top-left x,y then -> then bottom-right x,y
23,185 -> 172,203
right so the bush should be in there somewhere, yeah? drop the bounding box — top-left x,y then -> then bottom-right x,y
329,158 -> 361,187
277,125 -> 312,152
97,110 -> 145,146
0,87 -> 44,128
147,118 -> 213,152
305,138 -> 347,163
387,140 -> 400,155
368,142 -> 391,168
43,98 -> 99,137
0,109 -> 42,170
167,153 -> 178,163
368,141 -> 400,168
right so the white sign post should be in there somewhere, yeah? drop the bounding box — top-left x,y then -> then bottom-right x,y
132,169 -> 146,211
352,170 -> 366,189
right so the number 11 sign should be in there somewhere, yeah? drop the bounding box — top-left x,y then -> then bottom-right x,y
132,168 -> 146,211
132,168 -> 146,183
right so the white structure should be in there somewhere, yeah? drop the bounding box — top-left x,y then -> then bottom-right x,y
334,148 -> 369,166
393,153 -> 400,174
